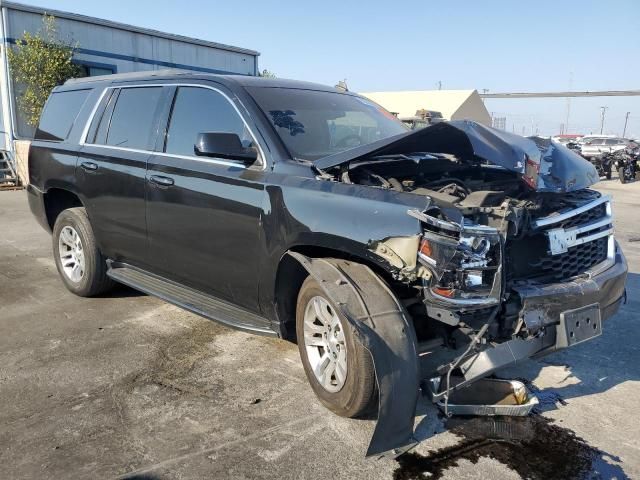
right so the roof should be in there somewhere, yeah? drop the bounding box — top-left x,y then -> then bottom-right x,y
361,89 -> 492,126
1,1 -> 259,56
64,70 -> 344,93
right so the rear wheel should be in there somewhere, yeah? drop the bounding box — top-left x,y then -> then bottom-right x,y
296,276 -> 376,418
52,207 -> 114,297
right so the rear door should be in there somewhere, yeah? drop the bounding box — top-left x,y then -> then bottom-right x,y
77,85 -> 167,265
145,84 -> 267,313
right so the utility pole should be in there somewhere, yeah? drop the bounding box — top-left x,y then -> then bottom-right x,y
599,106 -> 608,134
565,71 -> 573,133
623,111 -> 630,138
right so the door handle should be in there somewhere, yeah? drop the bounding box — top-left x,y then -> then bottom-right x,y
80,161 -> 98,172
149,175 -> 174,187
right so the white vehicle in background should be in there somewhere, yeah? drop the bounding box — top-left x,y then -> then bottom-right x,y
580,137 -> 629,159
551,135 -> 583,145
579,134 -> 617,144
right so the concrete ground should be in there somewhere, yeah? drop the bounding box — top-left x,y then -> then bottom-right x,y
1,180 -> 638,479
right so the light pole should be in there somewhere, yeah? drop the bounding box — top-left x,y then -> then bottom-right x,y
623,111 -> 630,138
599,106 -> 608,134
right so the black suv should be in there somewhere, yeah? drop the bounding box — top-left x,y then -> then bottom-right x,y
27,71 -> 627,457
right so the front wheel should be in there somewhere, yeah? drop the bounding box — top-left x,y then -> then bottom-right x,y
296,276 -> 376,418
52,207 -> 115,297
619,167 -> 627,184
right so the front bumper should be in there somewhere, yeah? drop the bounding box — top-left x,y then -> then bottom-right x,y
429,242 -> 627,401
513,241 -> 627,354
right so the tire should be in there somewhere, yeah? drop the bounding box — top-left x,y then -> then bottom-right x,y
619,168 -> 627,184
296,276 -> 376,418
52,207 -> 115,297
605,168 -> 612,180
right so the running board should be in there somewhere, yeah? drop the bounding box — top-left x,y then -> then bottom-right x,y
107,262 -> 277,337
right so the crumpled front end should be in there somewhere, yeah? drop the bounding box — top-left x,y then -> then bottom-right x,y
411,191 -> 627,403
310,118 -> 628,459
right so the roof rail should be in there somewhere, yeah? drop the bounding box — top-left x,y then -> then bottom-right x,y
64,68 -> 196,85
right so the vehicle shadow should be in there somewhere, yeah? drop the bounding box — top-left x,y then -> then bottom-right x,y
97,283 -> 147,299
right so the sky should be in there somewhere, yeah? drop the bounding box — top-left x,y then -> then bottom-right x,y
28,0 -> 640,138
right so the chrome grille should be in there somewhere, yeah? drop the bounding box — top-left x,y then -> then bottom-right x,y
508,195 -> 614,283
551,202 -> 607,229
528,236 -> 608,282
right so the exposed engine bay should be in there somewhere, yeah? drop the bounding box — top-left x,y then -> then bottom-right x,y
337,152 -> 601,234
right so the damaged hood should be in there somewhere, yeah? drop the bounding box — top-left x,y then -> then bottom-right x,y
314,120 -> 599,193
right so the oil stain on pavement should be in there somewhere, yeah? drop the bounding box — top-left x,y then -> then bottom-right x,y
393,415 -> 629,480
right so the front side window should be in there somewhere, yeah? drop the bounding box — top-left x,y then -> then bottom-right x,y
246,87 -> 407,161
36,89 -> 91,141
165,87 -> 253,157
102,87 -> 163,150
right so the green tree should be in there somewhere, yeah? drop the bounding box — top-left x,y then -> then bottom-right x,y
259,69 -> 277,78
7,15 -> 82,127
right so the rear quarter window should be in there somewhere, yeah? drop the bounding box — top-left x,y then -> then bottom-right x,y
35,89 -> 91,141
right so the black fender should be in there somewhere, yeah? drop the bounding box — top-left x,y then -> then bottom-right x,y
288,252 -> 420,458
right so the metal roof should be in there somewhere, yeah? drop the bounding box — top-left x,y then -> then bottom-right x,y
361,90 -> 492,126
1,1 -> 260,57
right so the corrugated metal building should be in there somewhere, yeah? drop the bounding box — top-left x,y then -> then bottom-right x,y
361,90 -> 492,126
0,1 -> 260,185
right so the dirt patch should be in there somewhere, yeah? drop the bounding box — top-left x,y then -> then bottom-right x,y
121,318 -> 228,398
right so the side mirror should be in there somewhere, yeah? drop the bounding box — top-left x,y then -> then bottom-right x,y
194,132 -> 258,163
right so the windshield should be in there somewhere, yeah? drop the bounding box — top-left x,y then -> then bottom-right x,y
247,87 -> 408,160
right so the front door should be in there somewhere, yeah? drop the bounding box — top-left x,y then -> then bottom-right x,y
145,85 -> 267,314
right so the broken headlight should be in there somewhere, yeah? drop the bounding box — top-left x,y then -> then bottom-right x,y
416,218 -> 503,305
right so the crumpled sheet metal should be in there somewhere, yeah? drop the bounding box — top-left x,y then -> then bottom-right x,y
288,252 -> 420,459
314,119 -> 598,193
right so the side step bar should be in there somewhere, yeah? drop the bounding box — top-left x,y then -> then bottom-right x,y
107,262 -> 277,337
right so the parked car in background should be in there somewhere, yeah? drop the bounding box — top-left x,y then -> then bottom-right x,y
27,71 -> 628,458
580,137 -> 628,159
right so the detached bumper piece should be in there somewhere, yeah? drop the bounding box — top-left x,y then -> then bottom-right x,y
289,253 -> 420,459
429,378 -> 539,417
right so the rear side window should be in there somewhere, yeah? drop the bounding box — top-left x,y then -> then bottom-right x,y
35,89 -> 91,141
98,87 -> 163,150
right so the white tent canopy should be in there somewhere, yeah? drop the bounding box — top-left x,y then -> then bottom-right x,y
361,89 -> 492,126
